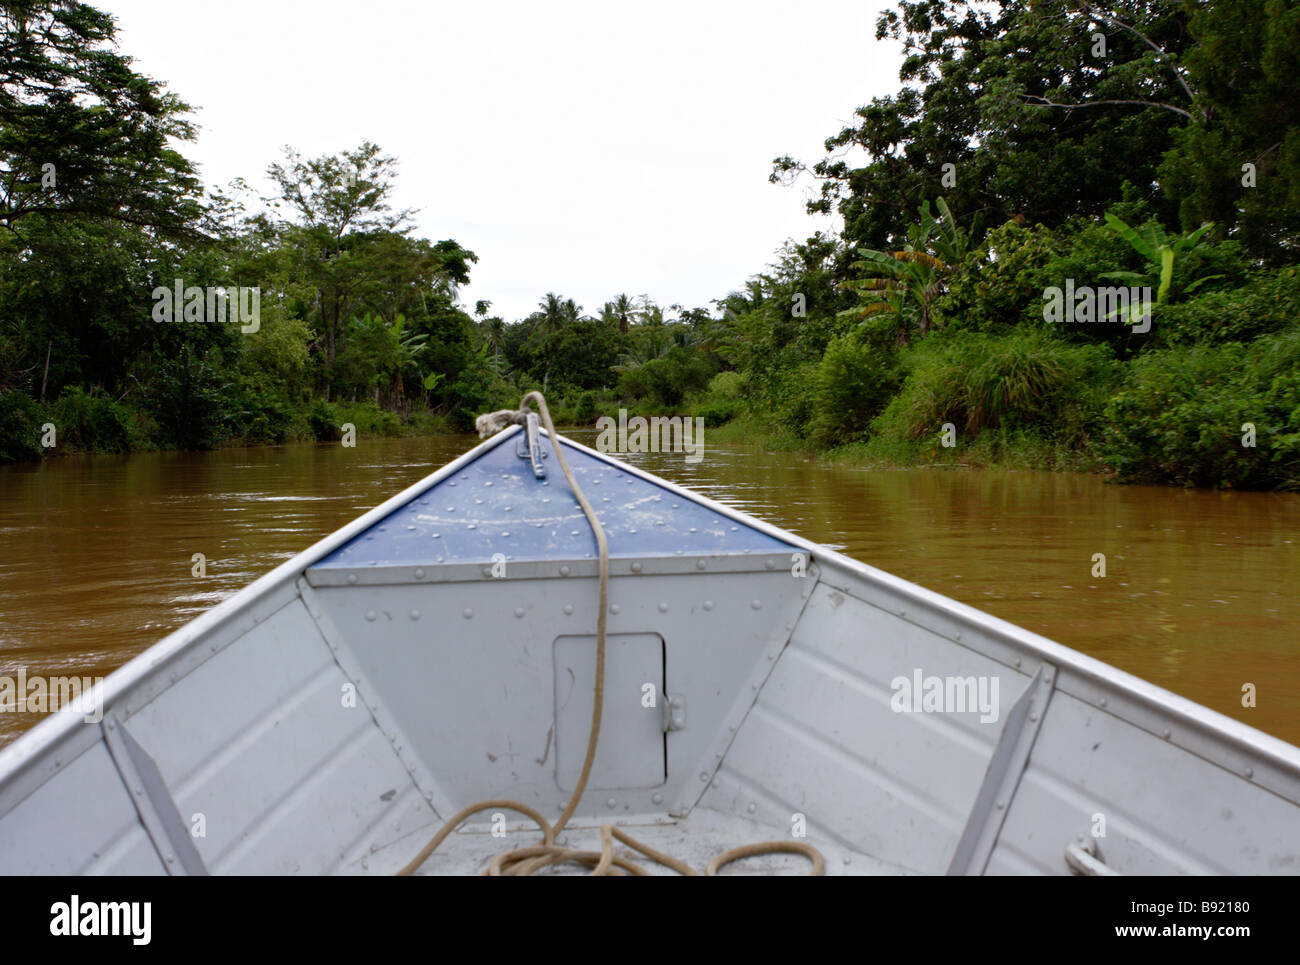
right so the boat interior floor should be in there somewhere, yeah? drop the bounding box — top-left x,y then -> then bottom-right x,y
355,806 -> 909,876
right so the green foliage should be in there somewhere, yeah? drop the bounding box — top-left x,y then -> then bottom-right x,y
706,371 -> 745,401
935,221 -> 1063,333
872,329 -> 1118,451
224,377 -> 297,445
841,198 -> 981,340
1099,214 -> 1225,317
308,400 -> 342,441
808,335 -> 901,445
142,345 -> 230,451
775,0 -> 1191,251
574,390 -> 598,424
617,345 -> 714,409
1102,329 -> 1300,488
0,389 -> 45,462
237,299 -> 312,396
1153,266 -> 1300,346
50,387 -> 134,452
331,401 -> 402,437
1158,0 -> 1300,263
0,1 -> 204,234
444,355 -> 517,432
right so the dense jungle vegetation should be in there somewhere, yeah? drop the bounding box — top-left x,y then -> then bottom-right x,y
2,0 -> 1298,489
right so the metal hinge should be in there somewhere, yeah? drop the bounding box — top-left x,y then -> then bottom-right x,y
661,693 -> 686,732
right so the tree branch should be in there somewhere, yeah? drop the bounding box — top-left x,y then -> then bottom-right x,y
1078,2 -> 1200,112
1022,93 -> 1194,120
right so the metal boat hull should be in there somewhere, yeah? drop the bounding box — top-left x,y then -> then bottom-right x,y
1,427 -> 1296,875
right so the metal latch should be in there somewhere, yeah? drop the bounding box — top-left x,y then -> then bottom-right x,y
516,411 -> 547,479
661,693 -> 686,732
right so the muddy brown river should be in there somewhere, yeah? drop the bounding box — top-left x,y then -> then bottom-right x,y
1,433 -> 1296,747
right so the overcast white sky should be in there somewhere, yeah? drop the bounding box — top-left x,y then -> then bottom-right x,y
101,1 -> 901,322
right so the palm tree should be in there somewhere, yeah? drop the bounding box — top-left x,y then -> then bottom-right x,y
482,317 -> 506,358
535,292 -> 580,336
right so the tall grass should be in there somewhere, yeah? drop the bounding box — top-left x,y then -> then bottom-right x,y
872,328 -> 1117,446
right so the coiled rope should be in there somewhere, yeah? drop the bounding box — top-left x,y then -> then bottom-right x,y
398,391 -> 823,876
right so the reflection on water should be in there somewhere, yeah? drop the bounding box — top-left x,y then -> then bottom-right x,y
1,432 -> 1297,747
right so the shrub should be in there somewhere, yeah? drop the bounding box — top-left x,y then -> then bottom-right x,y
51,387 -> 135,453
707,370 -> 745,401
808,334 -> 900,445
574,390 -> 598,424
1102,329 -> 1300,488
142,346 -> 230,450
332,401 -> 402,438
1151,267 -> 1300,346
0,390 -> 46,462
935,220 -> 1062,333
225,378 -> 295,445
308,400 -> 342,441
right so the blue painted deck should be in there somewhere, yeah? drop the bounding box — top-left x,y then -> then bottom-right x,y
311,432 -> 797,568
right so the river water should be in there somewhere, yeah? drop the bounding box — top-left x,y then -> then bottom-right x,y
1,433 -> 1296,747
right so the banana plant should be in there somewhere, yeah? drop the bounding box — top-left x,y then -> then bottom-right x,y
839,198 -> 981,342
1099,214 -> 1224,324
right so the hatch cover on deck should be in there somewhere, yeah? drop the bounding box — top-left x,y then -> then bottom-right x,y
554,633 -> 665,792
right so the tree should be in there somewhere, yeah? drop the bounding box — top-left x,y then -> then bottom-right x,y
266,142 -> 476,394
0,0 -> 204,237
267,141 -> 411,369
772,0 -> 1193,251
532,292 -> 581,336
1158,0 -> 1300,262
